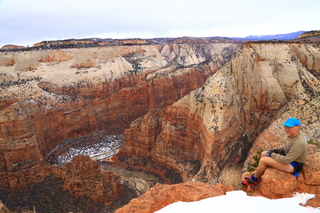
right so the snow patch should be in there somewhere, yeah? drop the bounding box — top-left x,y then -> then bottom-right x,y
50,134 -> 123,166
156,190 -> 320,213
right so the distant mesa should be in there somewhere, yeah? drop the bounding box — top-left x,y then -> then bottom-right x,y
1,44 -> 25,50
0,37 -> 240,51
298,30 -> 320,38
229,30 -> 307,40
1,30 -> 320,51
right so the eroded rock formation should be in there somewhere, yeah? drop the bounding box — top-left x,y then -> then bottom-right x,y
117,42 -> 320,184
53,155 -> 123,203
0,41 -> 241,190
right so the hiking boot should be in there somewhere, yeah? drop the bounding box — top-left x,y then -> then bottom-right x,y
241,174 -> 262,186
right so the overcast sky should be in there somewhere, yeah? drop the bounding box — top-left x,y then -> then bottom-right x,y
0,0 -> 319,47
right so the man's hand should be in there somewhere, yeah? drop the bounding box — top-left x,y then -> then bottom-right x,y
269,148 -> 278,153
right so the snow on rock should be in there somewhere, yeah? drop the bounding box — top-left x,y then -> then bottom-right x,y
156,190 -> 320,213
52,134 -> 123,166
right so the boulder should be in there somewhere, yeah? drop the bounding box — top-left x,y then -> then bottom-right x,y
259,168 -> 297,198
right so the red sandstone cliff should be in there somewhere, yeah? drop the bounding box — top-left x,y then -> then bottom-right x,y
115,182 -> 227,213
0,41 -> 240,193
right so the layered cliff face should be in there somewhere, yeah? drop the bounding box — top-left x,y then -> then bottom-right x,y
1,37 -> 320,211
0,41 -> 241,190
118,42 -> 320,183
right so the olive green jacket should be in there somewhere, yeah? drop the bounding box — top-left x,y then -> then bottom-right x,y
271,133 -> 308,164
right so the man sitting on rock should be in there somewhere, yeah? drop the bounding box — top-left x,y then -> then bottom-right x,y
241,118 -> 308,186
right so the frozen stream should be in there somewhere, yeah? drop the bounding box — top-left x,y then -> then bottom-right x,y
47,133 -> 124,166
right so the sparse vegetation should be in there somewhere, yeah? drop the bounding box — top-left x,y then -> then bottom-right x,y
247,148 -> 263,172
308,139 -> 320,148
219,167 -> 243,190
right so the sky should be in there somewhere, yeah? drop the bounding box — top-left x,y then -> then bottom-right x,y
0,0 -> 319,47
156,190 -> 320,213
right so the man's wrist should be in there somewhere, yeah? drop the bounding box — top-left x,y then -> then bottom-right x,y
268,148 -> 278,153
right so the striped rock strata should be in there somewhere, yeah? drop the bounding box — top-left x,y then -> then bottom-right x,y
0,41 -> 240,189
117,42 -> 320,184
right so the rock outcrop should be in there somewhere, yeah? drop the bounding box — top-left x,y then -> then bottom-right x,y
54,155 -> 123,203
115,182 -> 227,213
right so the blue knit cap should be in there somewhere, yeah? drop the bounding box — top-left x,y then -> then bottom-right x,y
283,118 -> 301,127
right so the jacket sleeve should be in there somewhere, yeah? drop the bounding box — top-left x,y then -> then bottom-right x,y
275,145 -> 285,153
270,143 -> 304,164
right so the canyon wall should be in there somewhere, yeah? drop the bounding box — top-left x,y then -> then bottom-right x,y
117,42 -> 320,183
0,40 -> 241,189
1,36 -> 320,211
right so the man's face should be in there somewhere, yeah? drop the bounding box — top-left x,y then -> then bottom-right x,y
284,126 -> 300,137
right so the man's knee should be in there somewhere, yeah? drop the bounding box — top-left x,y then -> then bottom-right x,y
261,151 -> 268,158
259,156 -> 273,166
